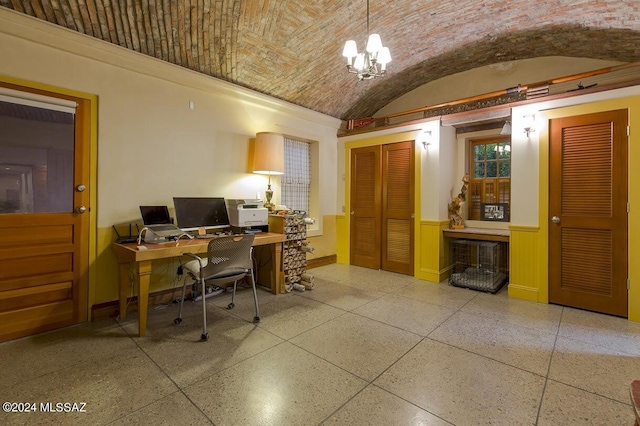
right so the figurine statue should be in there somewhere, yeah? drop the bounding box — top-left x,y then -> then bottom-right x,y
448,174 -> 470,229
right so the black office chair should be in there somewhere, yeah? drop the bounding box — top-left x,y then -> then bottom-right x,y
174,234 -> 260,341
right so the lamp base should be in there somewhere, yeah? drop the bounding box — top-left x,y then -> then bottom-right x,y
265,184 -> 274,211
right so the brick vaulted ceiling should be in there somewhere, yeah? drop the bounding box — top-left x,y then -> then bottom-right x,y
2,1 -> 640,120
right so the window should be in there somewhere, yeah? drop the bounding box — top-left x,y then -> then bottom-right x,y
468,137 -> 511,220
282,136 -> 311,213
0,89 -> 77,214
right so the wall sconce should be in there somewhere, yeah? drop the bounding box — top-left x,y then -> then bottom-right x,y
421,130 -> 432,150
500,120 -> 512,136
523,114 -> 536,137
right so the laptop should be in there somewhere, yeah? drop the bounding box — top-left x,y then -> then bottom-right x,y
139,206 -> 184,237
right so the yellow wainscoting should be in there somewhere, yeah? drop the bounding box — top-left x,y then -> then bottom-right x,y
304,215 -> 338,260
336,214 -> 349,264
94,226 -> 121,306
417,220 -> 450,283
508,225 -> 544,303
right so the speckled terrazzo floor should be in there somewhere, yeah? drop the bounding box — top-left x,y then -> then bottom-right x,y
1,263 -> 639,425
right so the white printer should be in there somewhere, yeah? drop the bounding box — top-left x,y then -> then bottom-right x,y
226,199 -> 268,227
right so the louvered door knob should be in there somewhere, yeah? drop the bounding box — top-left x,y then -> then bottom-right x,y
551,216 -> 560,224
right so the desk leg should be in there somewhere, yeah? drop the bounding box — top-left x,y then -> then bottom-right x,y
137,260 -> 152,337
118,263 -> 130,320
272,241 -> 283,294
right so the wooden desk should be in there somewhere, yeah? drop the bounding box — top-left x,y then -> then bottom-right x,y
111,232 -> 285,336
442,227 -> 509,242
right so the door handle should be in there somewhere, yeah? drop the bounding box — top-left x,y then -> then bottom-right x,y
551,216 -> 560,224
76,184 -> 86,192
75,205 -> 87,214
350,211 -> 355,215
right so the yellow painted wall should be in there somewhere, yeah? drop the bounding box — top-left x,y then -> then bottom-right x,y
306,215 -> 337,260
335,214 -> 348,264
417,220 -> 451,283
508,225 -> 542,302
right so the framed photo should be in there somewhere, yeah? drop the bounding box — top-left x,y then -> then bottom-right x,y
480,203 -> 509,222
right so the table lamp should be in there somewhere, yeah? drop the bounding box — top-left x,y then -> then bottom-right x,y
252,132 -> 284,211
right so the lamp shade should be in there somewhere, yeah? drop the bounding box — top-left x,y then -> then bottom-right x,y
252,132 -> 284,175
342,40 -> 358,59
366,34 -> 382,53
377,46 -> 391,64
353,53 -> 366,71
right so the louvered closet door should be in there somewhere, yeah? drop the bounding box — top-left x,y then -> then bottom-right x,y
549,110 -> 628,317
350,145 -> 381,269
382,142 -> 414,275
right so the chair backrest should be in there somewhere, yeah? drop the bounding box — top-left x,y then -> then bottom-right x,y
202,234 -> 255,277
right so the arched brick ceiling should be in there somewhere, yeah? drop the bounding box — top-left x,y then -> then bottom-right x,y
2,1 -> 640,120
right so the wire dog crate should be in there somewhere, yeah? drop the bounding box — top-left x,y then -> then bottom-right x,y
449,239 -> 508,293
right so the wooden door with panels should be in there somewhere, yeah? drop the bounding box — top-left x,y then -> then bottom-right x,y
350,141 -> 414,275
350,145 -> 381,269
0,83 -> 91,342
549,109 -> 628,317
381,141 -> 414,275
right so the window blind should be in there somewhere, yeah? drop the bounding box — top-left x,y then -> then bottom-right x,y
282,137 -> 310,213
0,87 -> 77,114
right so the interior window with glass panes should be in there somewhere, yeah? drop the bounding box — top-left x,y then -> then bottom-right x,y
468,138 -> 511,220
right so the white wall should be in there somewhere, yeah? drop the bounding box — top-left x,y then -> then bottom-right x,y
510,105 -> 541,227
418,123 -> 456,220
438,126 -> 457,220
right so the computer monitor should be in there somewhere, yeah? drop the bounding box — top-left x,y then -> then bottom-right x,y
172,197 -> 230,232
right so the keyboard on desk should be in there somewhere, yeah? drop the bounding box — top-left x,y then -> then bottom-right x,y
195,234 -> 218,239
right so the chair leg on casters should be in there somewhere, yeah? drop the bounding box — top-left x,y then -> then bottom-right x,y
250,270 -> 260,323
200,278 -> 209,341
227,280 -> 237,310
174,278 -> 188,325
